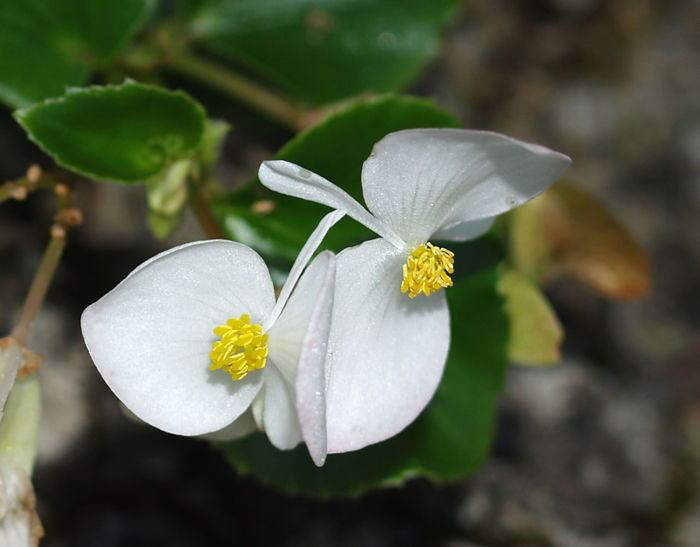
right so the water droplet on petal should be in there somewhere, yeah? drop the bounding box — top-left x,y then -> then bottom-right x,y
298,168 -> 312,179
506,196 -> 518,207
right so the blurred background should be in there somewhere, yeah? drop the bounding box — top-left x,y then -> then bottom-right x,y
2,0 -> 700,545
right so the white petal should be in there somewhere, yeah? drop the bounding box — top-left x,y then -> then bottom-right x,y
268,251 -> 336,466
299,351 -> 332,467
432,216 -> 496,241
325,239 -> 450,453
81,240 -> 276,436
198,408 -> 257,441
258,160 -> 406,250
361,129 -> 572,248
261,363 -> 302,450
267,252 -> 334,381
264,210 -> 343,331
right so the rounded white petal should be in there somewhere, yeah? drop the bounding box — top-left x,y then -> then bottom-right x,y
261,364 -> 302,450
325,239 -> 450,453
81,240 -> 276,436
361,129 -> 572,247
268,251 -> 336,466
259,160 -> 405,250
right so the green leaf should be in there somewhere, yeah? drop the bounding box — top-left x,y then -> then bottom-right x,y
183,0 -> 460,104
0,0 -> 154,108
497,268 -> 563,366
219,267 -> 508,495
213,95 -> 460,261
15,82 -> 206,183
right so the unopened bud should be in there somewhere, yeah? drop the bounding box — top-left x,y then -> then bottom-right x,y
9,186 -> 27,201
25,165 -> 41,184
54,184 -> 69,197
50,224 -> 66,240
55,208 -> 83,227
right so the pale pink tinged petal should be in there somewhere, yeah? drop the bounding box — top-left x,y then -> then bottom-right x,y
267,251 -> 335,382
261,364 -> 302,450
198,408 -> 257,441
324,239 -> 450,453
294,253 -> 336,466
268,252 -> 336,465
264,210 -> 344,331
259,161 -> 406,250
81,240 -> 276,436
298,351 -> 331,467
432,216 -> 496,242
361,129 -> 572,247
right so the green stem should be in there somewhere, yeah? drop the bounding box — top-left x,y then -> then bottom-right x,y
188,179 -> 226,240
1,170 -> 68,204
0,183 -> 21,203
11,232 -> 66,346
167,51 -> 305,130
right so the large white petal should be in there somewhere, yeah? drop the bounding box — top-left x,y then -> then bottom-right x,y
258,160 -> 406,251
268,251 -> 336,466
361,129 -> 572,248
261,363 -> 302,450
81,240 -> 276,436
325,239 -> 450,453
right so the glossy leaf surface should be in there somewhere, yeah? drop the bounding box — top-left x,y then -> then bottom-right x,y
184,0 -> 460,104
0,0 -> 153,107
15,82 -> 205,183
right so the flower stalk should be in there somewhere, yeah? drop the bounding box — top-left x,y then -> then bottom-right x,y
10,179 -> 82,347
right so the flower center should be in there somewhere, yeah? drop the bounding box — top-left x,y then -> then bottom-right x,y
209,314 -> 269,381
401,243 -> 455,298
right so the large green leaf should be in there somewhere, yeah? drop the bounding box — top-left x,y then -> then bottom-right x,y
183,0 -> 460,104
220,267 -> 509,495
0,0 -> 154,108
15,81 -> 206,183
213,95 -> 460,262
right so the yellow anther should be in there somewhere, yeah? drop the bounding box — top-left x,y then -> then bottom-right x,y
210,313 -> 269,381
401,243 -> 455,298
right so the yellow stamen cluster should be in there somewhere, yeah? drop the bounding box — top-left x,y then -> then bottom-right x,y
209,314 -> 269,381
401,243 -> 455,298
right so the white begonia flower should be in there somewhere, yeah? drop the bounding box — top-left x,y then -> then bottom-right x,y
259,128 -> 572,453
81,211 -> 344,467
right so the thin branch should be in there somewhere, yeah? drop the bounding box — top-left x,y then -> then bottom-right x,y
166,51 -> 306,130
10,182 -> 82,346
187,177 -> 226,240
